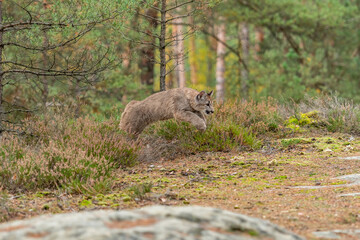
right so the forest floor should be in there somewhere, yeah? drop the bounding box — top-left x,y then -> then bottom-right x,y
2,132 -> 360,239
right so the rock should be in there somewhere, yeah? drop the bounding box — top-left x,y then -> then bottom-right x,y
339,156 -> 360,160
339,192 -> 360,197
335,173 -> 360,184
0,206 -> 304,240
293,174 -> 360,189
312,231 -> 341,239
313,229 -> 360,239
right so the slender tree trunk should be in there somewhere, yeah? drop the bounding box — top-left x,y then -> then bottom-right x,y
174,17 -> 186,88
189,36 -> 197,85
188,5 -> 197,85
41,0 -> 50,108
254,27 -> 264,61
42,34 -> 49,108
73,78 -> 81,118
215,18 -> 226,103
139,7 -> 157,86
122,42 -> 132,73
159,0 -> 167,91
167,69 -> 174,89
0,0 -> 4,128
240,23 -> 249,99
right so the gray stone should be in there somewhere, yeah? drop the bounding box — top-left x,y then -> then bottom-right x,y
293,174 -> 360,189
313,229 -> 360,239
312,231 -> 340,239
0,205 -> 304,240
339,192 -> 360,197
339,156 -> 360,160
335,173 -> 360,184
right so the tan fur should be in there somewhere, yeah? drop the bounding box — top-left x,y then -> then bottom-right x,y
120,88 -> 214,136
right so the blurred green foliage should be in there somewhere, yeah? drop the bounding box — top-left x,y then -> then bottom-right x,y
3,0 -> 360,119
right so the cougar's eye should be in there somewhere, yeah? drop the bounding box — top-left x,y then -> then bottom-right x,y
206,102 -> 210,107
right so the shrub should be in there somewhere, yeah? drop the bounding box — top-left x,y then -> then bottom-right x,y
128,182 -> 153,200
150,100 -> 281,153
155,120 -> 261,152
215,98 -> 282,135
0,113 -> 139,193
281,94 -> 360,134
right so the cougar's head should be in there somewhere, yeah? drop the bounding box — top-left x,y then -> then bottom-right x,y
195,90 -> 214,115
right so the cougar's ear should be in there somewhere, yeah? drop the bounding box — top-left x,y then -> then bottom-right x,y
208,90 -> 213,97
196,91 -> 206,101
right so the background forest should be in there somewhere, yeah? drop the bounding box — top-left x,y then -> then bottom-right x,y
2,0 -> 360,122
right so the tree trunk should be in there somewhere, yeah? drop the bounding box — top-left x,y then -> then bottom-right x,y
174,17 -> 186,88
215,19 -> 226,103
42,34 -> 49,108
41,0 -> 51,108
188,5 -> 197,85
73,78 -> 81,118
122,42 -> 132,74
0,0 -> 4,129
240,23 -> 249,99
159,0 -> 167,91
139,7 -> 157,86
254,27 -> 264,61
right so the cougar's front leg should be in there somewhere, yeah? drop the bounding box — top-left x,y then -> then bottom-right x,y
174,111 -> 206,131
194,111 -> 206,123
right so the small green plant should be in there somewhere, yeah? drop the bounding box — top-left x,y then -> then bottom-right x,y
0,192 -> 11,222
274,175 -> 288,180
128,182 -> 153,200
281,138 -> 303,148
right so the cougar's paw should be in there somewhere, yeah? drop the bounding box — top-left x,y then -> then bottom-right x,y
196,121 -> 207,131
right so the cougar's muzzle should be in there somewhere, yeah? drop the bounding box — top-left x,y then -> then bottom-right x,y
205,110 -> 214,115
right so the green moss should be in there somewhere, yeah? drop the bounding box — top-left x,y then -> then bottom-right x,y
122,195 -> 131,202
330,180 -> 347,185
42,204 -> 50,210
281,138 -> 302,148
285,111 -> 320,132
156,177 -> 171,183
79,199 -> 93,208
231,161 -> 245,166
111,203 -> 120,208
274,175 -> 287,180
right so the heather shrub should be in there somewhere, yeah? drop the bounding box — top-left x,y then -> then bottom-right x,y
24,114 -> 139,168
215,99 -> 282,135
150,100 -> 281,152
0,113 -> 139,193
281,95 -> 360,134
154,120 -> 261,152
